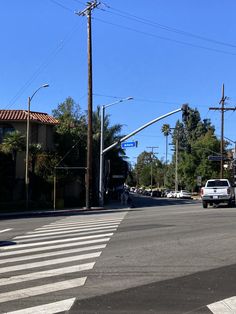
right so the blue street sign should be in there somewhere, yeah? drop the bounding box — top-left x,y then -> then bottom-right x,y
208,155 -> 228,161
121,141 -> 138,148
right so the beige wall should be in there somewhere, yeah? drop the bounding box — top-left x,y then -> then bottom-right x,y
3,121 -> 55,179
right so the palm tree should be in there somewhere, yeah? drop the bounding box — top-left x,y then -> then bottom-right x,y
0,130 -> 25,161
161,124 -> 171,164
29,143 -> 42,175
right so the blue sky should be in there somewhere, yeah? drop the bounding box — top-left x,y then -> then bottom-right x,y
1,0 -> 236,163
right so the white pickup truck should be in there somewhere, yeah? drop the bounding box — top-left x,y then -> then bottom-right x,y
201,179 -> 235,208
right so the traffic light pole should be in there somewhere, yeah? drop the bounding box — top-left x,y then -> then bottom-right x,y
99,106 -> 185,207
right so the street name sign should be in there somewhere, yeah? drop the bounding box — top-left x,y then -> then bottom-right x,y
208,155 -> 228,161
121,141 -> 138,148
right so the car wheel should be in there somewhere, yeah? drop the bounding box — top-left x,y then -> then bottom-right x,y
202,201 -> 208,208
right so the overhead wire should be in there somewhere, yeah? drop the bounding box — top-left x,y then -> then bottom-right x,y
93,17 -> 236,57
6,19 -> 83,109
103,5 -> 236,49
48,0 -> 74,13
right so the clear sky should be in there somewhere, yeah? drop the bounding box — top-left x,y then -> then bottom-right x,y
1,0 -> 236,164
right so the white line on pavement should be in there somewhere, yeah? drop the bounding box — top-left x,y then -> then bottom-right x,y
14,228 -> 116,243
0,277 -> 86,304
15,224 -> 119,239
0,251 -> 101,274
0,244 -> 106,264
0,228 -> 12,233
0,237 -> 110,256
0,232 -> 113,250
30,221 -> 120,233
207,296 -> 236,313
0,262 -> 95,286
41,217 -> 123,227
5,298 -> 76,314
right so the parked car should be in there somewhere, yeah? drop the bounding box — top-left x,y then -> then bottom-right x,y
177,190 -> 192,199
173,191 -> 179,198
167,191 -> 175,198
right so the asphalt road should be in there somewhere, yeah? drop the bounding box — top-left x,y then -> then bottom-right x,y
1,195 -> 236,313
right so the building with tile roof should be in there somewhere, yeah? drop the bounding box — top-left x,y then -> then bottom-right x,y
0,110 -> 58,180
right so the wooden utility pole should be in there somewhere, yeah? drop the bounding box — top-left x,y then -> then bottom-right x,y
209,84 -> 236,178
76,1 -> 100,209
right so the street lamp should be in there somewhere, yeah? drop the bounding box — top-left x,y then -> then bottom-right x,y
99,97 -> 133,207
25,84 -> 49,209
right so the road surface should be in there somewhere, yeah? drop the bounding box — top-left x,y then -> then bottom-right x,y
0,195 -> 236,313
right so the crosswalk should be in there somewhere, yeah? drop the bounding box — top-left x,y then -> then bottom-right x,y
0,211 -> 127,313
207,296 -> 236,313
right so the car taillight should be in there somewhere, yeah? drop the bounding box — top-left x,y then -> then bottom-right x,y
227,188 -> 231,195
200,188 -> 204,196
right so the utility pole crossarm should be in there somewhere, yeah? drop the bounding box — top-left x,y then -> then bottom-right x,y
209,107 -> 236,111
75,1 -> 100,16
208,84 -> 236,178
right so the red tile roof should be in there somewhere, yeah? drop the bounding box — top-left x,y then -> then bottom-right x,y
0,110 -> 58,125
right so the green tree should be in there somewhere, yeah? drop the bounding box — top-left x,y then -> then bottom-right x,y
0,130 -> 25,161
161,124 -> 171,164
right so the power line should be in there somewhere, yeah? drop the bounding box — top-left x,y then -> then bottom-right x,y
48,0 -> 74,13
6,20 -> 83,109
104,5 -> 236,49
93,17 -> 236,57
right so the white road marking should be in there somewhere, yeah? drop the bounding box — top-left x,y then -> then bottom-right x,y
15,224 -> 119,239
0,232 -> 114,250
0,244 -> 106,264
38,218 -> 123,229
0,228 -> 12,233
0,251 -> 101,274
5,298 -> 76,314
0,262 -> 95,286
207,296 -> 236,313
0,277 -> 86,304
30,221 -> 120,234
0,237 -> 110,256
14,228 -> 116,243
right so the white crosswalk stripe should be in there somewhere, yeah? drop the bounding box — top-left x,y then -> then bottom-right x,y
22,222 -> 120,236
0,237 -> 110,257
0,244 -> 106,265
0,211 -> 128,313
36,218 -> 123,230
14,227 -> 117,242
5,298 -> 76,314
1,232 -> 114,250
0,228 -> 12,233
0,277 -> 87,304
207,296 -> 236,313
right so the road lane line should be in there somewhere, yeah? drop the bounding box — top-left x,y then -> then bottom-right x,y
15,224 -> 119,239
0,237 -> 110,256
0,244 -> 106,264
0,232 -> 114,250
0,228 -> 12,233
5,298 -> 76,314
207,296 -> 236,313
0,262 -> 95,286
0,251 -> 101,274
0,277 -> 86,304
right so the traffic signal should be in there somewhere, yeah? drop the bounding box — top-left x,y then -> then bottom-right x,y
182,104 -> 189,122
